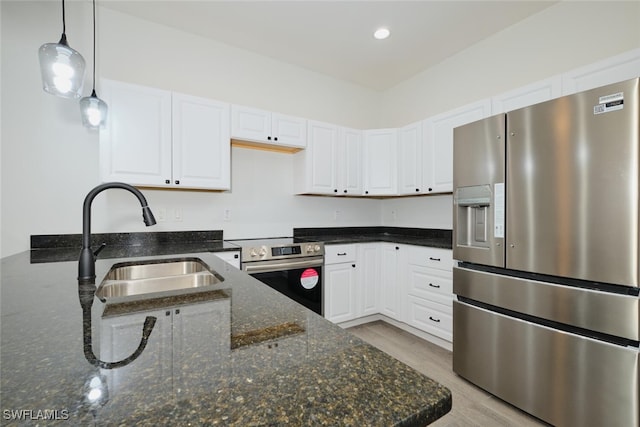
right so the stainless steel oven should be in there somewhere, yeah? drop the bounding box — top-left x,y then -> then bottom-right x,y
232,238 -> 325,315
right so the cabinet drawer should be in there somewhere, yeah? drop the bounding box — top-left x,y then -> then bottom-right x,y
406,266 -> 452,305
408,247 -> 453,271
325,244 -> 357,264
406,296 -> 452,341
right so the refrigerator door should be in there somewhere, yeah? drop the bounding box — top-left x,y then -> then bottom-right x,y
506,78 -> 640,286
453,114 -> 505,267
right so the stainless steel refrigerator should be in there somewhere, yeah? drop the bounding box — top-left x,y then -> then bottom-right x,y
452,77 -> 640,427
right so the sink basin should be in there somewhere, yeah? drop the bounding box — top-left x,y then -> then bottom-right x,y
96,257 -> 224,302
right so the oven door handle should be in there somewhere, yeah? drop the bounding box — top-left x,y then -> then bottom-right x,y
243,258 -> 324,274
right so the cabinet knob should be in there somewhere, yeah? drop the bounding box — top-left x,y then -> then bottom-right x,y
428,187 -> 433,192
175,180 -> 180,185
274,137 -> 278,141
165,311 -> 170,316
334,189 -> 338,193
165,180 -> 170,184
175,309 -> 180,315
365,191 -> 369,194
395,246 -> 399,250
352,264 -> 356,268
267,136 -> 272,141
343,190 -> 347,194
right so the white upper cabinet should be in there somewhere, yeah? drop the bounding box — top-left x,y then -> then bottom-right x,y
172,93 -> 230,189
491,76 -> 562,114
337,127 -> 363,196
231,105 -> 306,149
100,80 -> 172,187
100,79 -> 230,190
294,123 -> 362,196
294,120 -> 338,195
397,121 -> 424,195
423,99 -> 492,193
561,48 -> 640,96
362,128 -> 398,196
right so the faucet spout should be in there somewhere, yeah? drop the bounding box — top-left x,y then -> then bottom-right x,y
78,182 -> 156,282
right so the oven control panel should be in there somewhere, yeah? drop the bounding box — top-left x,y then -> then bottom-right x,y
243,242 -> 324,262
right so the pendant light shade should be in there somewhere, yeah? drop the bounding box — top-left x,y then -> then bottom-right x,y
80,90 -> 107,128
80,0 -> 107,129
38,0 -> 85,98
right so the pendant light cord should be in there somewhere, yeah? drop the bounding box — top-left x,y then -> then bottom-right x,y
61,0 -> 66,34
91,0 -> 96,93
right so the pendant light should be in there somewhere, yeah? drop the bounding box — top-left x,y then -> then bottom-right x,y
38,0 -> 85,98
79,0 -> 107,129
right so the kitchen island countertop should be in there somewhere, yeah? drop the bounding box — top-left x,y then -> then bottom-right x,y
1,246 -> 451,426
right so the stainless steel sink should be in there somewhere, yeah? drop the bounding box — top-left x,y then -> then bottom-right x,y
96,257 -> 224,302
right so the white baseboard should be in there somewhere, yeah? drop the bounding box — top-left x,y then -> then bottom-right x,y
336,315 -> 453,352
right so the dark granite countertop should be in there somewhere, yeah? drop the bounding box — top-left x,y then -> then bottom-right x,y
294,227 -> 452,249
1,243 -> 451,425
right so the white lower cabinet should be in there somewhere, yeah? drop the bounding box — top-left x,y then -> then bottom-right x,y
213,250 -> 241,269
404,246 -> 454,342
323,242 -> 453,344
358,243 -> 381,317
324,244 -> 358,323
380,243 -> 404,321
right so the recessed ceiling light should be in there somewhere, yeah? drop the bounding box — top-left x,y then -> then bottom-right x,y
373,28 -> 390,40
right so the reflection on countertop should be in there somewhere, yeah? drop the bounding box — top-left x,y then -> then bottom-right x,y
1,244 -> 451,426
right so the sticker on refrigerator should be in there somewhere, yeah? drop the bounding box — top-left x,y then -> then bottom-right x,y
300,268 -> 319,289
594,92 -> 624,115
494,183 -> 505,238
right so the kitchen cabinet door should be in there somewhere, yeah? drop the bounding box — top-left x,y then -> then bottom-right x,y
338,127 -> 363,196
362,129 -> 398,196
357,243 -> 381,317
324,262 -> 358,323
231,105 -> 306,149
100,79 -> 172,186
272,113 -> 307,148
561,48 -> 640,96
397,121 -> 424,195
380,243 -> 403,320
491,76 -> 562,114
172,93 -> 230,190
423,99 -> 491,193
294,120 -> 338,195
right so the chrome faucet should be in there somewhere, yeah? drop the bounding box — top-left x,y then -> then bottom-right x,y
78,182 -> 156,282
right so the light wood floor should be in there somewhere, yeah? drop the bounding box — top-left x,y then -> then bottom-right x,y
347,321 -> 549,427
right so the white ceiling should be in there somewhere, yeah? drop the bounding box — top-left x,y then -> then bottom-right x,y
100,1 -> 558,91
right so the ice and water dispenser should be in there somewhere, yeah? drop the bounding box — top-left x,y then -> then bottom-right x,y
454,185 -> 492,248
453,183 -> 505,268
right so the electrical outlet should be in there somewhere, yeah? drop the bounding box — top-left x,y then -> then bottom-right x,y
334,210 -> 341,220
157,208 -> 166,222
223,208 -> 231,221
391,210 -> 397,220
174,208 -> 183,222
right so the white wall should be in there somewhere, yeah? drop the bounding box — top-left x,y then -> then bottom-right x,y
2,1 -> 639,256
0,1 -> 380,256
